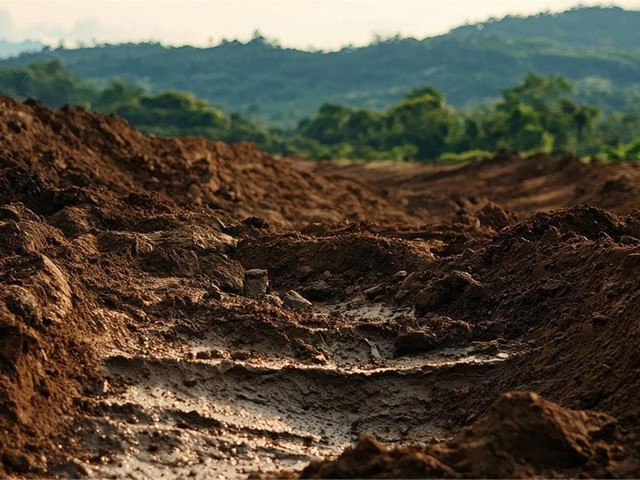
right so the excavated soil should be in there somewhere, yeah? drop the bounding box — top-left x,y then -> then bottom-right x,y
1,95 -> 640,478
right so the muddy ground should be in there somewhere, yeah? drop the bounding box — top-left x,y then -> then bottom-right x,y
1,95 -> 640,478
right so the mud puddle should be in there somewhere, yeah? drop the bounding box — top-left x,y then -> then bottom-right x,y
74,302 -> 517,479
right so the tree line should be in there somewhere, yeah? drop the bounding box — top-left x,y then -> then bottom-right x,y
0,60 -> 639,162
4,7 -> 640,125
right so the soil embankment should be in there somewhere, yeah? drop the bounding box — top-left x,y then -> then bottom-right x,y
1,96 -> 640,478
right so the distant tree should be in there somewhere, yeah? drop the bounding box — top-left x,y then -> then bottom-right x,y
383,87 -> 456,159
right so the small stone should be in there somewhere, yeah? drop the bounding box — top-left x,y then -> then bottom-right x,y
283,290 -> 312,310
393,270 -> 408,280
5,286 -> 42,325
363,284 -> 384,298
230,351 -> 251,361
244,269 -> 269,299
206,284 -> 223,301
196,348 -> 229,360
296,265 -> 314,278
302,280 -> 333,301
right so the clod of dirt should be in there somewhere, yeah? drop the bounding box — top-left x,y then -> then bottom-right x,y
394,316 -> 473,356
244,268 -> 269,299
476,202 -> 520,230
301,280 -> 333,301
415,270 -> 490,313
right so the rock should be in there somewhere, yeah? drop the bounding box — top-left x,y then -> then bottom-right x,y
415,271 -> 489,312
393,270 -> 408,280
5,286 -> 42,325
363,284 -> 384,298
283,290 -> 312,310
296,265 -> 314,279
244,269 -> 269,300
394,316 -> 472,356
196,348 -> 229,360
302,280 -> 333,301
394,332 -> 440,356
231,350 -> 251,361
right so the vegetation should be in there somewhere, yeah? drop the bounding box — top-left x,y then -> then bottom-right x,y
448,6 -> 640,50
2,7 -> 640,124
0,60 -> 286,151
1,59 -> 639,163
293,73 -> 640,162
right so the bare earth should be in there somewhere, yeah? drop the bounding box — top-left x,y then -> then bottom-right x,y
1,96 -> 640,478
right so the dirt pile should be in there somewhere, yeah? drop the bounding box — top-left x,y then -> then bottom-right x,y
2,96 -> 640,478
0,209 -> 100,475
301,392 -> 631,478
313,150 -> 640,222
0,96 -> 410,227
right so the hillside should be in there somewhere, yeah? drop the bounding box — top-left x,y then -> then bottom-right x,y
2,6 -> 640,123
449,6 -> 640,50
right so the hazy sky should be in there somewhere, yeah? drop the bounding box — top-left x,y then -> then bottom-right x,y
2,1 -> 639,50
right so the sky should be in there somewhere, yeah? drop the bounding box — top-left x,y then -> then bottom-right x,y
1,0 -> 640,50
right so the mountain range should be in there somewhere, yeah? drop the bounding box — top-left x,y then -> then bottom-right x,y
2,6 -> 639,124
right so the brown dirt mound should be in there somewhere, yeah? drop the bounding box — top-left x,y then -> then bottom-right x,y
0,220 -> 100,475
389,205 -> 640,421
0,95 -> 414,475
312,151 -> 640,222
236,231 -> 434,302
0,96 -> 410,227
301,391 -> 634,479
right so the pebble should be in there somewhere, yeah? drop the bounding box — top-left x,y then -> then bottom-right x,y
283,290 -> 312,310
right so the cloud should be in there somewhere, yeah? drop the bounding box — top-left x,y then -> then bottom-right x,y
0,10 -> 15,36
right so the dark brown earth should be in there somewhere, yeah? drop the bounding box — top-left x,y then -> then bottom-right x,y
1,95 -> 640,478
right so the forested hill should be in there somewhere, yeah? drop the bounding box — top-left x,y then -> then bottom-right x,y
2,6 -> 640,123
449,6 -> 640,50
